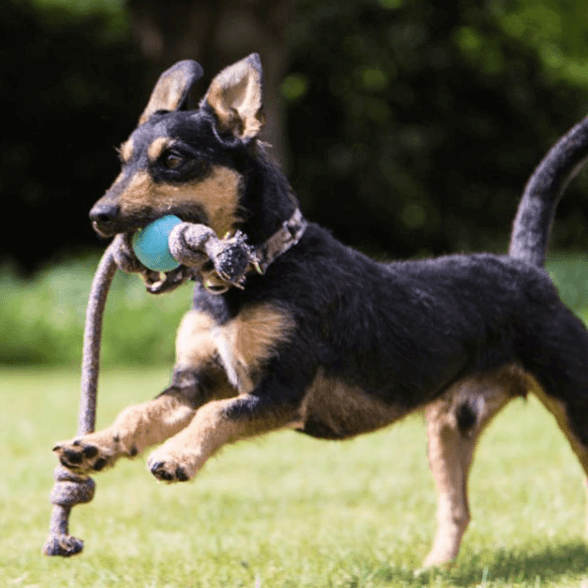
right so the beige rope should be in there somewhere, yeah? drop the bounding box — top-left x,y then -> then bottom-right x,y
43,240 -> 118,556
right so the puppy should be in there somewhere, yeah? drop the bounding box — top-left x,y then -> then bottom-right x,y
54,54 -> 588,566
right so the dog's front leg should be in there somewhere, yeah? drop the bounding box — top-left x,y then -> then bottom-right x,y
53,382 -> 204,475
147,392 -> 297,482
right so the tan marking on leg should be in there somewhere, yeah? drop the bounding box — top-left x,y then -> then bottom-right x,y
119,139 -> 134,163
54,388 -> 197,474
531,385 -> 588,474
423,365 -> 527,567
97,390 -> 196,453
531,382 -> 588,531
213,304 -> 295,393
148,393 -> 291,481
147,137 -> 173,162
173,309 -> 237,402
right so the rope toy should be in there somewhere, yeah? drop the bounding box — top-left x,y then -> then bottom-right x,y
43,224 -> 255,556
42,239 -> 118,556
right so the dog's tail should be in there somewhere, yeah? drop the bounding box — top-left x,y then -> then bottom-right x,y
509,115 -> 588,267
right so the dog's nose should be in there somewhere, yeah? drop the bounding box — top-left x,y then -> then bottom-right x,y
89,202 -> 120,227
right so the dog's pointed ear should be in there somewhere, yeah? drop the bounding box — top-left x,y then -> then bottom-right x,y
203,53 -> 264,142
139,60 -> 204,125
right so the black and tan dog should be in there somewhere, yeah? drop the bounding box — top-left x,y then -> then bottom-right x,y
54,54 -> 588,566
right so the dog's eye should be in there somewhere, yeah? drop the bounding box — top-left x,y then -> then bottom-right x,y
162,151 -> 184,169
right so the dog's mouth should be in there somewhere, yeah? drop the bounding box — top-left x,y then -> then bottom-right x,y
93,208 -> 211,288
92,207 -> 208,239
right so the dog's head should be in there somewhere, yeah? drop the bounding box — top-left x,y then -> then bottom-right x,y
90,54 -> 265,239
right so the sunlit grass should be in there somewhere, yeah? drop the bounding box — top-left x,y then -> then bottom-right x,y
2,367 -> 588,587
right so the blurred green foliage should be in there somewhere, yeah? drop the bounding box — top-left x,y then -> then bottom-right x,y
4,0 -> 588,267
28,0 -> 127,38
1,254 -> 588,366
0,257 -> 192,366
499,0 -> 588,89
285,0 -> 588,257
0,0 -> 144,270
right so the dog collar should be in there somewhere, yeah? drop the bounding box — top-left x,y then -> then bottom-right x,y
201,207 -> 307,294
253,207 -> 307,275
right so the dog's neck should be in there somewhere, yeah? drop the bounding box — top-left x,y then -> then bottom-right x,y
253,207 -> 307,274
238,143 -> 301,247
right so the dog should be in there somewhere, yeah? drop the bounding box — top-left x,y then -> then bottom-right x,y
54,53 -> 588,566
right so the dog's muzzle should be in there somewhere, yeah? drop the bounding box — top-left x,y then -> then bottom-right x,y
89,202 -> 121,236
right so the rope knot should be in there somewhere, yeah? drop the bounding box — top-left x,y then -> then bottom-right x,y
49,466 -> 95,507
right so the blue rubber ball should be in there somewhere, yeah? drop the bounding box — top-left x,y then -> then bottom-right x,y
132,215 -> 183,272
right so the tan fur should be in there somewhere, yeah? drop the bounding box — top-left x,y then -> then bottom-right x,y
175,309 -> 218,369
148,137 -> 173,161
423,365 -> 530,566
99,391 -> 196,453
119,139 -> 134,164
296,371 -> 405,437
532,389 -> 588,533
205,58 -> 264,139
139,67 -> 193,126
147,393 -> 291,481
174,309 -> 236,402
93,303 -> 295,480
113,165 -> 242,236
54,388 -> 198,472
213,304 -> 295,393
533,386 -> 588,476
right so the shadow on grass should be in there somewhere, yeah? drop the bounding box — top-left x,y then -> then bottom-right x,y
371,541 -> 588,586
444,541 -> 588,586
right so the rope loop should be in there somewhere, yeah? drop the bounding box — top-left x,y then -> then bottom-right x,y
49,466 -> 95,507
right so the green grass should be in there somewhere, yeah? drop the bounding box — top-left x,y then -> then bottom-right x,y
2,367 -> 588,587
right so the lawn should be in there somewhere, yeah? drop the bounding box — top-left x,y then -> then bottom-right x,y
1,367 -> 588,587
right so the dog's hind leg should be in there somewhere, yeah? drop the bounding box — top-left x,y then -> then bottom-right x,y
423,366 -> 526,567
532,384 -> 588,530
524,306 -> 588,530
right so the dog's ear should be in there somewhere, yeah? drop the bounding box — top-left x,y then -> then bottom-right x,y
203,53 -> 264,142
139,60 -> 204,125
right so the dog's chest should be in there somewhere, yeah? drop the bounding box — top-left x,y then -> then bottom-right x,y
212,303 -> 295,393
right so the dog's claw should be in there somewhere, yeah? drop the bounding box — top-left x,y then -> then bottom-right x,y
175,466 -> 188,481
148,458 -> 192,483
150,461 -> 172,481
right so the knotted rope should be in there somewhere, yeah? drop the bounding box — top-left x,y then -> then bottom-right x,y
43,238 -> 118,556
43,213 -> 305,556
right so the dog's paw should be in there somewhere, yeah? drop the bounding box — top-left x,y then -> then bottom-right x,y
53,438 -> 116,474
147,450 -> 195,483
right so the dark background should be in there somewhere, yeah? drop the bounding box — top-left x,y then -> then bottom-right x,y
4,0 -> 588,272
